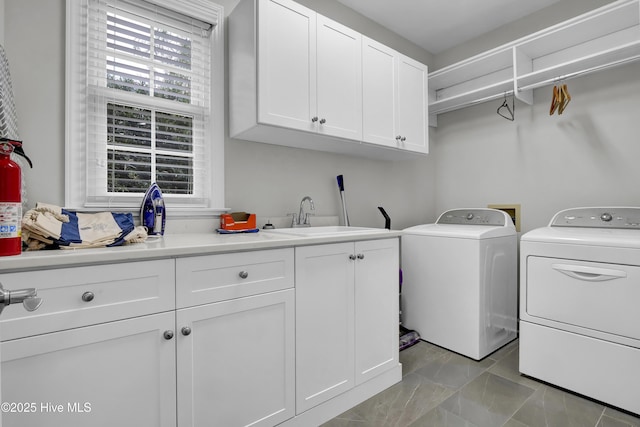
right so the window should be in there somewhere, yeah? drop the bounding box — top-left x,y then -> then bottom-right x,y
66,0 -> 224,214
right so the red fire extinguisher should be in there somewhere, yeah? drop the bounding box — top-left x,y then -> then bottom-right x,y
0,139 -> 22,256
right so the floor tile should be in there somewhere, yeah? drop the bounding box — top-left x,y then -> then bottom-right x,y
486,339 -> 519,362
322,372 -> 455,427
400,340 -> 450,376
413,349 -> 494,390
409,406 -> 481,427
437,371 -> 535,427
599,407 -> 640,427
487,345 -> 542,390
511,384 -> 605,427
327,339 -> 640,427
502,419 -> 531,427
597,415 -> 639,427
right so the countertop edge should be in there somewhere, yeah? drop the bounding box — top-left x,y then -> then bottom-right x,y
0,230 -> 402,272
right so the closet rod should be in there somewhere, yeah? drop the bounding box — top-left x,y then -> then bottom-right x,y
434,90 -> 514,115
518,54 -> 640,92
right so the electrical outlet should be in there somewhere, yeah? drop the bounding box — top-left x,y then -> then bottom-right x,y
488,204 -> 521,232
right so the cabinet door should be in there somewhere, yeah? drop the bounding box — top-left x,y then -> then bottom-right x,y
316,15 -> 362,140
398,55 -> 429,153
354,238 -> 400,385
295,243 -> 355,413
257,0 -> 317,132
362,36 -> 398,148
177,289 -> 294,427
1,312 -> 176,427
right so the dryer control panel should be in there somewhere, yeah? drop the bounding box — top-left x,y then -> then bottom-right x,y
436,209 -> 511,227
550,207 -> 640,229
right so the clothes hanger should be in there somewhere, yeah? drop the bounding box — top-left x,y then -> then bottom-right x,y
558,83 -> 571,114
549,84 -> 560,115
497,92 -> 514,121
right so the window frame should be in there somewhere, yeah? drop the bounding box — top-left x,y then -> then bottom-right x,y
65,0 -> 225,216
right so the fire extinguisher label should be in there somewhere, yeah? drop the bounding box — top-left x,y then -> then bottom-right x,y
0,203 -> 22,239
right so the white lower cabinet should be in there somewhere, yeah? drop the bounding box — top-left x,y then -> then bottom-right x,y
0,241 -> 400,426
295,242 -> 355,413
1,312 -> 176,427
176,289 -> 295,427
295,238 -> 400,413
354,239 -> 400,385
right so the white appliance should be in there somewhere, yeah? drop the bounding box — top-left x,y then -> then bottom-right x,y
520,207 -> 640,415
401,208 -> 518,360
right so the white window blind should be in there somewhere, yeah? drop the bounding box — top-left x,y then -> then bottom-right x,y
66,0 -> 225,213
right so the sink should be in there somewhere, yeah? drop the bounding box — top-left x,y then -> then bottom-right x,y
264,226 -> 386,237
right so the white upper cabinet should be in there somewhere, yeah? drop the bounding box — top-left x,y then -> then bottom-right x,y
362,37 -> 428,153
234,0 -> 362,144
362,37 -> 398,148
256,0 -> 362,139
256,0 -> 316,132
397,55 -> 429,153
315,15 -> 363,140
429,0 -> 640,125
229,0 -> 428,159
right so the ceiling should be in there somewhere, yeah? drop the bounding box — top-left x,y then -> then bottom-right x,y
334,0 -> 566,54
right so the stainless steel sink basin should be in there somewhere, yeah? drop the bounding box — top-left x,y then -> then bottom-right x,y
264,226 -> 386,237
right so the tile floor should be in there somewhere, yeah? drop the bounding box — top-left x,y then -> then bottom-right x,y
324,339 -> 640,427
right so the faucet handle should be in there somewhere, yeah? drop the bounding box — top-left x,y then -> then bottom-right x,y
303,212 -> 315,225
287,213 -> 298,227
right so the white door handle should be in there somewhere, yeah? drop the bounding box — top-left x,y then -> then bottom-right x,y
551,263 -> 627,282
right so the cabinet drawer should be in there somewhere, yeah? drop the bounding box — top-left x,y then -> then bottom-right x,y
526,256 -> 640,340
0,260 -> 175,341
176,248 -> 294,308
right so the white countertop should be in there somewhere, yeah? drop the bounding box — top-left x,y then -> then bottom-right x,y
0,228 -> 401,272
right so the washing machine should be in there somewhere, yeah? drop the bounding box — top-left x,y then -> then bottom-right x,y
401,208 -> 518,360
520,207 -> 640,416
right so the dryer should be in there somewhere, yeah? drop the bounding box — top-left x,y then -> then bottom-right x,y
520,207 -> 640,415
402,208 -> 518,360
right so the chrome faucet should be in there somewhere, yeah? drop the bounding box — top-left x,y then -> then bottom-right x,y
291,196 -> 315,227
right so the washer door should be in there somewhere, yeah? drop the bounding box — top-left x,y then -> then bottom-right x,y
526,256 -> 640,341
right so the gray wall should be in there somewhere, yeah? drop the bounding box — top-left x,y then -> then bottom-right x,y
2,0 -> 436,232
3,0 -> 66,210
0,0 -> 4,44
434,0 -> 616,70
3,0 -> 637,235
432,0 -> 640,233
433,62 -> 640,234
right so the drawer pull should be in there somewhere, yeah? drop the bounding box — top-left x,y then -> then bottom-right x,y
349,254 -> 356,260
551,264 -> 627,282
181,326 -> 192,336
163,330 -> 174,340
238,271 -> 249,279
357,254 -> 365,260
82,291 -> 95,302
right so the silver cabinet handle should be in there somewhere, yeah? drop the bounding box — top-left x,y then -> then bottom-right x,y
357,254 -> 365,260
239,271 -> 249,279
319,118 -> 326,124
396,135 -> 402,141
82,291 -> 95,302
163,330 -> 174,340
181,326 -> 192,336
311,116 -> 318,122
400,136 -> 406,142
349,254 -> 356,260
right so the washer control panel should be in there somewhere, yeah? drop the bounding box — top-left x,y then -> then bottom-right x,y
437,209 -> 509,226
550,207 -> 640,229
